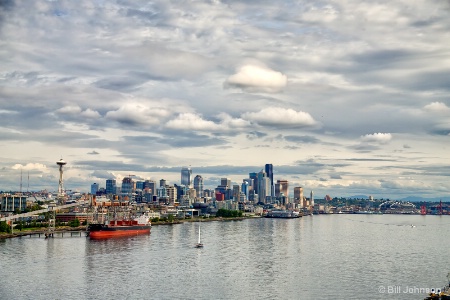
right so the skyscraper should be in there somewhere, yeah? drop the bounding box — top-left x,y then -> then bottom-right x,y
194,175 -> 203,198
310,190 -> 314,206
249,172 -> 258,194
160,179 -> 167,187
294,187 -> 304,207
181,167 -> 193,187
232,185 -> 241,200
121,177 -> 134,200
105,179 -> 116,195
265,163 -> 274,196
221,178 -> 231,188
242,180 -> 250,200
91,183 -> 99,195
257,170 -> 271,203
275,180 -> 289,198
144,180 -> 156,194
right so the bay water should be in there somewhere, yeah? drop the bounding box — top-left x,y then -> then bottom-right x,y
1,214 -> 450,300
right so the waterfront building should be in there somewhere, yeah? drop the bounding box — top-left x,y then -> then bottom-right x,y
91,183 -> 99,195
310,190 -> 314,206
181,167 -> 193,187
194,175 -> 203,198
275,180 -> 289,198
1,194 -> 28,212
105,179 -> 116,195
265,163 -> 274,196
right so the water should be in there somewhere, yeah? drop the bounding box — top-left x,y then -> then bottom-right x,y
1,215 -> 450,300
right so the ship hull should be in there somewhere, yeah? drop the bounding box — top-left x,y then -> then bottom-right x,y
88,224 -> 151,239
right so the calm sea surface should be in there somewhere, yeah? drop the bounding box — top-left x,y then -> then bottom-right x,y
1,214 -> 450,300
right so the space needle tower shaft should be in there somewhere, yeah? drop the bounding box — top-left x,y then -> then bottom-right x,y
57,158 -> 67,197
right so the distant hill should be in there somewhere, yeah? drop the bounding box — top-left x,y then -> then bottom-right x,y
399,196 -> 450,203
342,195 -> 450,202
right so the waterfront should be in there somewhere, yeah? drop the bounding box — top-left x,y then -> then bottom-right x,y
1,214 -> 450,300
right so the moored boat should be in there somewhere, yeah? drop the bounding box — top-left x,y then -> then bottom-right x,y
265,210 -> 301,218
87,214 -> 151,239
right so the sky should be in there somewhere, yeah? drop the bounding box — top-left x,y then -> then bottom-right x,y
0,0 -> 449,199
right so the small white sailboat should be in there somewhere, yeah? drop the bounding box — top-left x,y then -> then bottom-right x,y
195,225 -> 203,248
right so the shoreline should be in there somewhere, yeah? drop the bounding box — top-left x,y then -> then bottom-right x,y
0,216 -> 258,239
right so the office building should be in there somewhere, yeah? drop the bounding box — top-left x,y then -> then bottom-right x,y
194,175 -> 203,198
181,167 -> 193,187
257,170 -> 271,203
294,187 -> 304,207
221,178 -> 231,188
249,172 -> 258,194
265,163 -> 274,196
275,180 -> 289,198
105,179 -> 116,195
121,177 -> 134,198
91,183 -> 99,195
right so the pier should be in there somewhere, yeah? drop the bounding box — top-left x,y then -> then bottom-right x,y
2,229 -> 87,239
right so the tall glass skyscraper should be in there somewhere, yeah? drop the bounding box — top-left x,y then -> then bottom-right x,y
105,179 -> 116,194
257,170 -> 271,203
91,183 -> 99,195
265,163 -> 274,196
194,175 -> 203,198
181,167 -> 193,187
249,172 -> 258,194
121,177 -> 133,196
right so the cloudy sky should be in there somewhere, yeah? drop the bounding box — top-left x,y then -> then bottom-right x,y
1,0 -> 449,199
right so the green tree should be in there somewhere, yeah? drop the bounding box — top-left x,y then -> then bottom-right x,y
0,221 -> 9,233
69,219 -> 80,227
15,221 -> 23,231
168,214 -> 175,222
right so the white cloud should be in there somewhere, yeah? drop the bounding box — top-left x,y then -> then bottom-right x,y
242,107 -> 317,127
424,102 -> 450,114
165,112 -> 252,132
56,106 -> 82,114
11,163 -> 48,172
361,133 -> 392,144
105,103 -> 171,126
165,113 -> 221,131
81,108 -> 101,119
224,65 -> 287,93
217,113 -> 251,129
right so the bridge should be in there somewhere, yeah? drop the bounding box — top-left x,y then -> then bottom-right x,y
0,201 -> 88,222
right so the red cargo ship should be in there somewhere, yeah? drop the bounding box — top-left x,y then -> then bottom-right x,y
87,215 -> 151,239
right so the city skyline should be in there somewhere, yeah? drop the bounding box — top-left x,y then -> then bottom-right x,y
1,1 -> 449,199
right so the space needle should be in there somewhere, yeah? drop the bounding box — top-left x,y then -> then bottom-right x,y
56,158 -> 67,199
